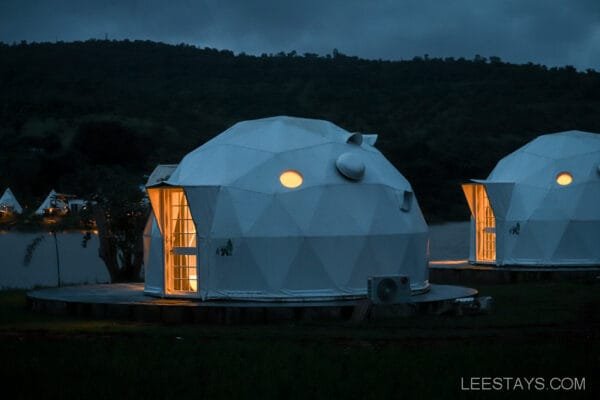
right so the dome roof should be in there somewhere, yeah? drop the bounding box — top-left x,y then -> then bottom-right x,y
480,129 -> 600,227
488,130 -> 600,187
165,116 -> 410,192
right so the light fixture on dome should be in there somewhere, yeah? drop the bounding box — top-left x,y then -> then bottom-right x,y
556,172 -> 573,186
279,170 -> 303,188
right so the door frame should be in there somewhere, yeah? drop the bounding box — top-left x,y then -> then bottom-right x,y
462,183 -> 496,264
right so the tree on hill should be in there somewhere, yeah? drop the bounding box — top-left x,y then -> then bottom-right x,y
1,40 -> 600,221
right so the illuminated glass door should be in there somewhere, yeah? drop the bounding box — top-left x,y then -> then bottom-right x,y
463,184 -> 496,263
148,187 -> 198,293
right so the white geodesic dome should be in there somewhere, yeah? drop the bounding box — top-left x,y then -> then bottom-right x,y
465,130 -> 600,266
144,116 -> 429,300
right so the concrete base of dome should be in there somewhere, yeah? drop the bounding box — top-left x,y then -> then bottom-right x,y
429,260 -> 600,285
26,283 -> 478,324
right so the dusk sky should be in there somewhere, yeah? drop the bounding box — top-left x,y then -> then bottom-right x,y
1,0 -> 600,70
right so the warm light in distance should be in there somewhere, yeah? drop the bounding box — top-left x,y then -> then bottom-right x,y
279,170 -> 303,189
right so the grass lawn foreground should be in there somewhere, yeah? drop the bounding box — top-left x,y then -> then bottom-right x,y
0,281 -> 598,399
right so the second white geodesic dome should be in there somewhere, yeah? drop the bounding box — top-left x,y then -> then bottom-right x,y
463,130 -> 600,266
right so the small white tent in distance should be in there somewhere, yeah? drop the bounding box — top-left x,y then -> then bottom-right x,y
144,116 -> 429,300
35,189 -> 69,216
0,188 -> 23,215
462,130 -> 600,267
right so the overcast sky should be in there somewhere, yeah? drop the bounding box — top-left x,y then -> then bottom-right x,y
1,0 -> 600,70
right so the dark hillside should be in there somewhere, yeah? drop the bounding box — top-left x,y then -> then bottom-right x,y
2,40 -> 600,220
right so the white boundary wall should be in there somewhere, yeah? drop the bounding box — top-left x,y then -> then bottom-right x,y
0,231 -> 110,289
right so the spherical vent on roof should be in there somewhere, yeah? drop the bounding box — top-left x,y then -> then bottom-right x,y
336,152 -> 365,180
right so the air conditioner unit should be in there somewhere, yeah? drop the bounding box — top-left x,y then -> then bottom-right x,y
367,275 -> 411,304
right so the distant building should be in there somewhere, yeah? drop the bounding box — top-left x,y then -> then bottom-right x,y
67,198 -> 88,213
0,188 -> 23,216
35,190 -> 90,216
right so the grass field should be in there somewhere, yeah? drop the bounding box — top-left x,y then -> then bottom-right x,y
0,281 -> 598,399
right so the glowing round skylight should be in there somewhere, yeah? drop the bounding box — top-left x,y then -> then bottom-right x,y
279,170 -> 303,189
556,172 -> 573,186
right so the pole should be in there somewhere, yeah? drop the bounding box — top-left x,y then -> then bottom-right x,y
53,231 -> 61,287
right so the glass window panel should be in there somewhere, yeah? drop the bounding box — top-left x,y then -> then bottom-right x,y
148,187 -> 198,294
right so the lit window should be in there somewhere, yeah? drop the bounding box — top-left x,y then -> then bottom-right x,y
279,170 -> 303,188
148,187 -> 197,293
556,172 -> 573,186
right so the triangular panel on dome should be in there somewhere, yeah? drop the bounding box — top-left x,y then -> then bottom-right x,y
170,144 -> 274,187
184,186 -> 221,237
522,131 -> 600,159
568,221 -> 600,262
347,241 -> 382,289
359,151 -> 411,189
223,188 -> 275,235
517,163 -> 562,188
509,221 -> 550,263
572,182 -> 600,220
482,182 -> 514,220
208,239 -> 271,294
245,236 -> 304,291
488,152 -> 549,183
365,234 -> 411,275
535,219 -> 572,262
534,187 -> 580,221
280,239 -> 336,291
551,221 -> 595,263
278,187 -> 324,233
245,195 -> 303,237
209,187 -> 244,238
207,116 -> 347,153
504,185 -> 549,221
368,186 -> 424,235
305,235 -> 367,287
233,120 -> 325,152
305,187 -> 366,236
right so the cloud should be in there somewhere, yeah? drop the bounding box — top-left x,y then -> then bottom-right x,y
1,0 -> 599,69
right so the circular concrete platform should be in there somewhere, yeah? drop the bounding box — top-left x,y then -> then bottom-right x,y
429,260 -> 600,285
27,283 -> 478,323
